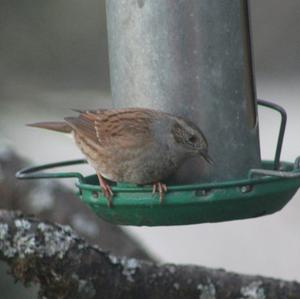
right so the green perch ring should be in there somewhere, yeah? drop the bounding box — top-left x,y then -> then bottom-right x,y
16,158 -> 300,226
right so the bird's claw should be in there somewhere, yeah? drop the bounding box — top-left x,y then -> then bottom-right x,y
101,186 -> 113,208
152,182 -> 167,204
97,174 -> 114,207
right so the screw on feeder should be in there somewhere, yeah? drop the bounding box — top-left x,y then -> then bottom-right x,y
92,191 -> 99,199
195,189 -> 211,197
240,185 -> 252,193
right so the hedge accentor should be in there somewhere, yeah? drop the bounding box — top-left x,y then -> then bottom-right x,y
28,108 -> 213,207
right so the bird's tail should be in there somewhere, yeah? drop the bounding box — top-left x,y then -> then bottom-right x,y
27,121 -> 72,133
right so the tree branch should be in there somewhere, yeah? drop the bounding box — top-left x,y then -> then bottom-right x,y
0,210 -> 299,299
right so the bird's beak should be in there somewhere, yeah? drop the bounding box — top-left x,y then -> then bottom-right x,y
200,150 -> 214,165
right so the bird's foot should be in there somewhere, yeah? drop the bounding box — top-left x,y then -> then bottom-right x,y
152,182 -> 167,204
97,174 -> 113,207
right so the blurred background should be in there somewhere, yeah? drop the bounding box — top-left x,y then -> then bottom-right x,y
0,0 -> 299,297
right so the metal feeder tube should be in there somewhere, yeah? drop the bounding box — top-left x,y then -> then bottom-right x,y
106,0 -> 261,183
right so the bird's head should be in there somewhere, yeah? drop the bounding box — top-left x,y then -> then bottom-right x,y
171,117 -> 213,165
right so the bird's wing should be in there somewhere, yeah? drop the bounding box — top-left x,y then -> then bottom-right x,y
65,108 -> 156,148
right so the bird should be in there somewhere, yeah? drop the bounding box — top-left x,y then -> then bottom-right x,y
28,107 -> 213,207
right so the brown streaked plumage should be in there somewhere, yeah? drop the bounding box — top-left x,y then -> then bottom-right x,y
28,107 -> 213,207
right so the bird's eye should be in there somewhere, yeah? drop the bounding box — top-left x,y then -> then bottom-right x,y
188,135 -> 197,143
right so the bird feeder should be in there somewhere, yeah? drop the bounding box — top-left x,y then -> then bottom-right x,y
17,0 -> 300,226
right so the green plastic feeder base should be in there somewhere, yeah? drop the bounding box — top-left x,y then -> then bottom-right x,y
77,161 -> 300,226
16,159 -> 300,226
